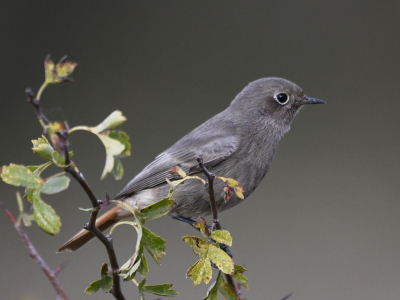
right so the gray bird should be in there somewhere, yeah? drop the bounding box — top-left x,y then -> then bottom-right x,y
57,77 -> 325,252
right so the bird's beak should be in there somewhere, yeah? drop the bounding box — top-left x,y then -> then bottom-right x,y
301,96 -> 326,105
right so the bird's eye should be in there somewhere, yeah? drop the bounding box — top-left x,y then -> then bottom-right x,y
274,93 -> 289,105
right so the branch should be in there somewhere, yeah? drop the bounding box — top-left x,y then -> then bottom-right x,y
0,201 -> 68,300
195,156 -> 221,231
26,89 -> 125,300
65,166 -> 124,300
195,156 -> 237,292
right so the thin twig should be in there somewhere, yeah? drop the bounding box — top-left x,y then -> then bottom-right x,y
53,260 -> 69,276
26,88 -> 52,126
26,89 -> 125,300
0,201 -> 68,300
195,156 -> 221,231
195,156 -> 237,293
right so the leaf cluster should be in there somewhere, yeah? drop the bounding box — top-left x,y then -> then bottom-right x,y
1,136 -> 72,234
85,197 -> 178,299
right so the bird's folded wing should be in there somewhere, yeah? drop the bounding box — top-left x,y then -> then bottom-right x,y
114,126 -> 239,199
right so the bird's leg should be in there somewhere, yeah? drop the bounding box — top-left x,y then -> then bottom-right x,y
171,215 -> 197,227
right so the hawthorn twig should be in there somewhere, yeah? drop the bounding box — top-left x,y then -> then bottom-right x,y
0,201 -> 68,300
65,166 -> 124,300
26,89 -> 125,300
196,156 -> 221,231
195,156 -> 237,293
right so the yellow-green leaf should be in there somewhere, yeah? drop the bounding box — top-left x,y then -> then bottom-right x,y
182,236 -> 209,257
207,244 -> 234,275
187,257 -> 212,285
52,151 -> 67,167
32,136 -> 54,160
45,55 -> 77,84
32,192 -> 61,235
56,58 -> 77,79
194,222 -> 209,239
211,230 -> 232,246
1,164 -> 42,189
217,176 -> 245,201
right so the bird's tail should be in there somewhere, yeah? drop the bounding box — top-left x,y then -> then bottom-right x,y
57,206 -> 121,253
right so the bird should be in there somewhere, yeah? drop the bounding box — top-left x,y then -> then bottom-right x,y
57,77 -> 325,252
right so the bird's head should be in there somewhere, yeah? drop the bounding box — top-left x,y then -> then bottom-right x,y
231,77 -> 325,129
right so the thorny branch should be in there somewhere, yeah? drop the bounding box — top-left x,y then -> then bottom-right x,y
26,89 -> 125,300
0,201 -> 68,300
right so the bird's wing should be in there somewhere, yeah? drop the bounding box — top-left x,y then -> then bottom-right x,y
115,120 -> 239,199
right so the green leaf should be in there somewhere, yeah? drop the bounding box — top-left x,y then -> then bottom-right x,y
142,283 -> 178,296
108,131 -> 131,157
112,157 -> 124,180
52,151 -> 66,167
232,264 -> 248,289
211,230 -> 232,247
234,264 -> 246,273
182,236 -> 209,257
203,279 -> 218,300
27,162 -> 52,176
138,278 -> 146,292
41,175 -> 70,194
207,244 -> 234,275
142,226 -> 166,264
84,279 -> 103,294
1,164 -> 42,188
138,279 -> 147,299
32,136 -> 55,160
85,263 -> 113,294
217,274 -> 238,300
187,257 -> 212,285
138,254 -> 149,278
140,198 -> 175,221
32,192 -> 61,235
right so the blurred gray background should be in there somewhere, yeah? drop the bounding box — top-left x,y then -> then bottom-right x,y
1,1 -> 399,299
